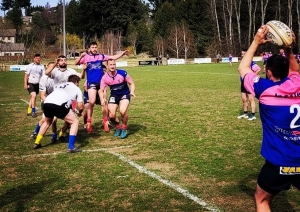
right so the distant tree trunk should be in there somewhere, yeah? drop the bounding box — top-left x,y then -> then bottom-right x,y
128,30 -> 138,55
252,0 -> 258,40
181,22 -> 195,61
247,0 -> 253,46
234,0 -> 242,51
260,0 -> 269,25
210,0 -> 221,49
167,25 -> 181,58
154,36 -> 164,59
222,1 -> 229,47
225,0 -> 233,52
287,0 -> 294,28
277,0 -> 281,21
115,29 -> 123,52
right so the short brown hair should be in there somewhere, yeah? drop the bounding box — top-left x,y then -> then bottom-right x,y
68,75 -> 80,84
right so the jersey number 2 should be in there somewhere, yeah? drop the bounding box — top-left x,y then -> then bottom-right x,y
290,104 -> 300,129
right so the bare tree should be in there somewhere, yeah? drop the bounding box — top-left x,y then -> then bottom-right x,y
102,31 -> 114,55
221,1 -> 229,48
287,0 -> 294,28
115,29 -> 123,52
210,0 -> 221,49
260,0 -> 269,25
224,0 -> 234,52
276,0 -> 282,21
154,36 -> 164,58
166,25 -> 183,59
247,0 -> 253,46
128,30 -> 138,55
180,22 -> 196,60
233,0 -> 242,51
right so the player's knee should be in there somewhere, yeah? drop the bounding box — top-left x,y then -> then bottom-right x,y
89,100 -> 96,106
119,110 -> 127,117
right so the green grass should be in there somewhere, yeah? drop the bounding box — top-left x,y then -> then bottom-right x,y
0,63 -> 299,212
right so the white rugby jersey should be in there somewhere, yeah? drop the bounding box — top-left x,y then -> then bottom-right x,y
39,75 -> 54,95
44,82 -> 83,108
25,63 -> 45,84
50,67 -> 79,88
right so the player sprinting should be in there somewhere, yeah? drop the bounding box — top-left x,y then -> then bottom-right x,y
24,53 -> 45,117
75,41 -> 128,133
99,59 -> 136,139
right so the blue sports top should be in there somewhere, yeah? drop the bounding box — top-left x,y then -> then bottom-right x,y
244,72 -> 300,166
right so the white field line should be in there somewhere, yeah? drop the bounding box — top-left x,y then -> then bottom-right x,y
140,70 -> 238,76
20,99 -> 38,109
0,103 -> 24,106
106,150 -> 220,212
1,145 -> 220,211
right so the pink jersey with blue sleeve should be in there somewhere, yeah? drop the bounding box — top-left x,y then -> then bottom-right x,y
244,72 -> 300,166
80,53 -> 109,84
100,69 -> 132,95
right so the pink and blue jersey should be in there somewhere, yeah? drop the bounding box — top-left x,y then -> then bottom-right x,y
244,72 -> 300,166
80,53 -> 109,84
100,69 -> 132,95
240,61 -> 260,82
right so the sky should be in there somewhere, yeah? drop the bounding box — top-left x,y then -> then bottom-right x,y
0,1 -> 67,16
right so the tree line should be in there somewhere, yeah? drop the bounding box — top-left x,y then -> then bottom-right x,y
1,0 -> 300,59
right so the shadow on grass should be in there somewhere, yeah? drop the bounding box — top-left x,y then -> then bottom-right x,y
239,174 -> 297,212
127,123 -> 147,136
0,179 -> 54,211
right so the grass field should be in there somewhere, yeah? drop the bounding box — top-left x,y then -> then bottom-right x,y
0,63 -> 300,212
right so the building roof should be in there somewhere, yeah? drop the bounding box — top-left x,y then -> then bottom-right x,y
0,29 -> 16,37
0,43 -> 25,51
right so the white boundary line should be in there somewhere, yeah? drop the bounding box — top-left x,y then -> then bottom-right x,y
20,98 -> 38,109
1,146 -> 220,211
107,150 -> 220,212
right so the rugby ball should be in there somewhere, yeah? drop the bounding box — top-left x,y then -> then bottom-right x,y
266,20 -> 293,47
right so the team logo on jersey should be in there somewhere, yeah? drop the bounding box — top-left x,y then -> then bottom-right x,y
280,166 -> 300,175
253,76 -> 259,83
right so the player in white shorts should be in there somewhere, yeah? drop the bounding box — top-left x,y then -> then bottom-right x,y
33,75 -> 84,153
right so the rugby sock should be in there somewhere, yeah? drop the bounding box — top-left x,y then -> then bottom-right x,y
68,135 -> 76,149
87,118 -> 92,123
251,113 -> 255,116
27,107 -> 32,114
122,125 -> 127,130
35,134 -> 43,144
111,118 -> 120,126
83,113 -> 87,124
116,124 -> 121,130
34,123 -> 40,134
59,130 -> 65,137
243,111 -> 248,114
32,107 -> 36,113
52,133 -> 57,140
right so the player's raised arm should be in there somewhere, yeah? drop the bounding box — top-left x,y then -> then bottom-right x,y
45,58 -> 58,77
109,50 -> 129,60
75,52 -> 86,65
239,25 -> 269,79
